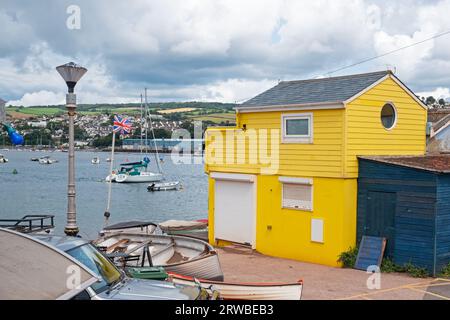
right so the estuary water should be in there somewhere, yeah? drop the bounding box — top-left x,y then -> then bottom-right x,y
0,150 -> 208,238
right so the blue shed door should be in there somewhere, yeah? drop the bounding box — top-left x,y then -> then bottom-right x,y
365,191 -> 396,257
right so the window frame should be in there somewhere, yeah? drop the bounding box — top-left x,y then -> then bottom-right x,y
281,113 -> 313,143
280,177 -> 313,212
380,102 -> 397,131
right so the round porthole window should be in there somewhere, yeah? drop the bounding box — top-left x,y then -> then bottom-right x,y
381,103 -> 396,130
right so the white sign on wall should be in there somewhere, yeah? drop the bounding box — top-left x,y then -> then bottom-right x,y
311,218 -> 324,243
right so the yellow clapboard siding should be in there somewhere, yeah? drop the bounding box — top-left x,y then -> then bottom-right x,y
347,115 -> 425,124
206,75 -> 426,179
206,108 -> 344,177
240,115 -> 342,122
347,105 -> 422,112
345,76 -> 426,177
352,97 -> 420,106
348,139 -> 424,144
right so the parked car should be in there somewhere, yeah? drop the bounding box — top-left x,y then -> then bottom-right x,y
34,234 -> 215,300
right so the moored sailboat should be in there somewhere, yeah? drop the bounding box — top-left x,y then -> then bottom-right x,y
113,158 -> 163,183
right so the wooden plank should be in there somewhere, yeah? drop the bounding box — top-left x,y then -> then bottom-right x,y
106,239 -> 129,254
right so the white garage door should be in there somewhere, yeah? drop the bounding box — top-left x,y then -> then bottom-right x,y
213,173 -> 256,247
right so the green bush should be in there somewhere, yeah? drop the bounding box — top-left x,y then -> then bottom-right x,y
438,263 -> 450,278
402,263 -> 429,278
381,258 -> 403,273
337,246 -> 359,268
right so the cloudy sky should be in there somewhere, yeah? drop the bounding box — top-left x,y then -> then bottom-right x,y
1,0 -> 450,106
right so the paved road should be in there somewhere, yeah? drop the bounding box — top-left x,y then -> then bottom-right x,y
216,245 -> 450,300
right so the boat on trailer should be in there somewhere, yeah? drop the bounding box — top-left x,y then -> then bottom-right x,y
93,233 -> 223,281
168,273 -> 303,300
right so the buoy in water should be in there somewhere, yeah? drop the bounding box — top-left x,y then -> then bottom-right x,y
12,169 -> 18,174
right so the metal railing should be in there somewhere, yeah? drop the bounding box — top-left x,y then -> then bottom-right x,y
0,215 -> 55,233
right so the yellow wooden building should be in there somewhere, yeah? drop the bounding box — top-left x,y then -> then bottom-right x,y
205,70 -> 427,267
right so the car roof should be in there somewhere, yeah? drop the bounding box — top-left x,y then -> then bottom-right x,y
33,234 -> 89,252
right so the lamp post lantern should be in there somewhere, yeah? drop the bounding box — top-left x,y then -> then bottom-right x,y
56,62 -> 87,236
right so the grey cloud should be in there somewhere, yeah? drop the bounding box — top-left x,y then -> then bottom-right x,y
1,0 -> 450,104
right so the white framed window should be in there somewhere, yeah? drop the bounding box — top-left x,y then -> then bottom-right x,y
380,103 -> 397,130
280,177 -> 313,211
281,113 -> 313,143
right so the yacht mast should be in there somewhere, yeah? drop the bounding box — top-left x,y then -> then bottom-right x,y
144,88 -> 163,174
140,94 -> 143,155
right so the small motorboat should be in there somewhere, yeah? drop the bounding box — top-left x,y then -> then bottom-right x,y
93,233 -> 223,281
168,273 -> 303,300
30,157 -> 39,162
39,156 -> 57,164
0,154 -> 8,163
106,158 -> 112,162
99,221 -> 157,236
91,157 -> 100,164
147,181 -> 180,191
105,173 -> 117,182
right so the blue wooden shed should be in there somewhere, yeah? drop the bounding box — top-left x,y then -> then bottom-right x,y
357,155 -> 450,275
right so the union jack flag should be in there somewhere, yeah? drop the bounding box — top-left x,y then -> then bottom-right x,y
113,115 -> 132,135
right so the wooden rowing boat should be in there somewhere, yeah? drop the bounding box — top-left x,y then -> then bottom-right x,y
168,273 -> 303,300
93,233 -> 223,281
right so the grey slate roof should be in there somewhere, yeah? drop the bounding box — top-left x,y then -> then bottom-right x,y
241,71 -> 391,107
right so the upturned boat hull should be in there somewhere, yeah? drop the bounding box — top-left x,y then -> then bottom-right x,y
100,221 -> 157,236
169,273 -> 303,300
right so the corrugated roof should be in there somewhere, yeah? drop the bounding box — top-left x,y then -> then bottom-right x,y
242,71 -> 391,107
359,155 -> 450,173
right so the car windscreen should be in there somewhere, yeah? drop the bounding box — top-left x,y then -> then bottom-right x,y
67,244 -> 121,294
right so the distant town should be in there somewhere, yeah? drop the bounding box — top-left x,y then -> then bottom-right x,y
1,102 -> 236,149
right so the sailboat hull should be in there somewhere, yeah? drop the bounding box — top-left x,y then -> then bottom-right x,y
116,172 -> 163,183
